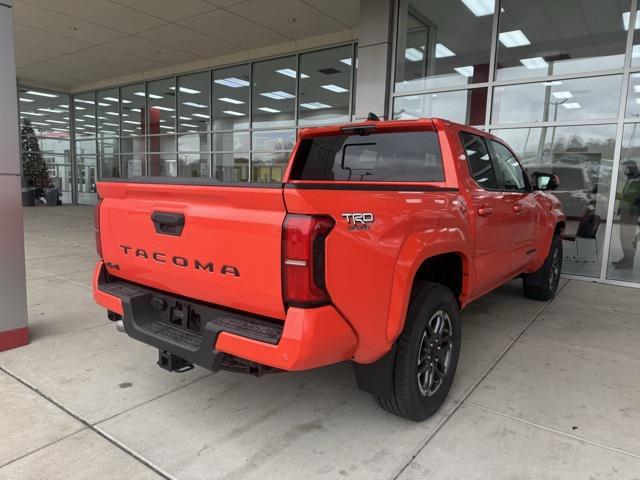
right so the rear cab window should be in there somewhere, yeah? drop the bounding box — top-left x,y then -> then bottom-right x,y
289,131 -> 445,182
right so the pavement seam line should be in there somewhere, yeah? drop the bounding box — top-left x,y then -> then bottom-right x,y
466,402 -> 640,461
0,366 -> 178,480
0,428 -> 86,470
390,280 -> 570,480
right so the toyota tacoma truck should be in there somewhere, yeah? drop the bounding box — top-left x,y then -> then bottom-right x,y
93,117 -> 565,421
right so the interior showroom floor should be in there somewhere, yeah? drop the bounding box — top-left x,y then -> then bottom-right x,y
1,205 -> 639,480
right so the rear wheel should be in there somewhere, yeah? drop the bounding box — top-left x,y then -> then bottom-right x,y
374,282 -> 461,421
523,235 -> 562,301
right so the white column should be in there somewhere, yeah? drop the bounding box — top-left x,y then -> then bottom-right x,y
354,0 -> 395,120
0,0 -> 29,351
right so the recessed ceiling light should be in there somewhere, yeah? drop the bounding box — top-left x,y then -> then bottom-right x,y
29,121 -> 49,126
260,91 -> 295,100
75,98 -> 95,105
75,118 -> 85,122
214,77 -> 250,88
454,66 -> 474,77
21,111 -> 45,116
276,68 -> 309,79
130,108 -> 142,112
180,123 -> 198,128
218,97 -> 244,105
98,102 -> 109,106
105,112 -> 119,116
123,120 -> 140,124
19,98 -> 34,102
159,125 -> 174,129
83,114 -> 95,119
151,105 -> 174,111
340,58 -> 352,66
183,101 -> 208,109
321,84 -> 348,93
169,86 -> 202,94
562,102 -> 581,109
543,81 -> 563,86
192,113 -> 210,119
552,91 -> 573,99
258,107 -> 280,113
26,90 -> 58,98
102,122 -> 119,127
223,110 -> 246,116
300,102 -> 331,110
46,119 -> 67,124
460,0 -> 494,16
102,96 -> 118,102
499,30 -> 531,48
75,106 -> 86,110
435,43 -> 456,58
623,11 -> 640,31
38,108 -> 64,114
179,116 -> 192,120
520,56 -> 547,69
404,47 -> 424,62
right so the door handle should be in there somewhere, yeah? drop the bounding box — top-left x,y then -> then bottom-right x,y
477,206 -> 493,217
151,211 -> 185,236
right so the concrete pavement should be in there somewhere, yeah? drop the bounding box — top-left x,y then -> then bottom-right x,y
1,205 -> 639,480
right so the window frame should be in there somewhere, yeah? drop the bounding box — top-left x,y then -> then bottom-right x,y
459,131 -> 500,191
487,139 -> 532,193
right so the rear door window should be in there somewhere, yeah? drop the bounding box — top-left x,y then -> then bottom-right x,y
460,132 -> 498,189
290,131 -> 444,182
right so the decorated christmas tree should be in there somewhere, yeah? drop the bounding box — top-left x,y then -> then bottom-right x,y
20,118 -> 52,198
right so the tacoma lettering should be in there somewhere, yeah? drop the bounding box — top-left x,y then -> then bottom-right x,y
118,245 -> 238,276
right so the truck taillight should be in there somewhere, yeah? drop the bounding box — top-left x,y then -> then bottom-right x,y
282,214 -> 334,308
95,197 -> 103,259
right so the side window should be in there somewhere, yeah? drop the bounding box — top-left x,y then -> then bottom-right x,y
490,141 -> 527,191
460,132 -> 498,189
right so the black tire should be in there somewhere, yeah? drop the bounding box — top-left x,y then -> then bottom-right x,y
523,235 -> 562,301
374,282 -> 461,421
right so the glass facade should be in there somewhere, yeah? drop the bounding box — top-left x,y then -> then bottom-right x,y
16,43 -> 357,205
393,0 -> 640,287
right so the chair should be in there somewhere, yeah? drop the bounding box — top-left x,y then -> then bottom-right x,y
563,213 -> 602,262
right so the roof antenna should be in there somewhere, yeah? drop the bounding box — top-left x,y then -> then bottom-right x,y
366,112 -> 380,121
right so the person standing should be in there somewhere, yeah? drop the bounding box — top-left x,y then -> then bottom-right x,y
613,160 -> 640,270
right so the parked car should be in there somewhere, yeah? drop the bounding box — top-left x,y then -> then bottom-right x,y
92,118 -> 565,421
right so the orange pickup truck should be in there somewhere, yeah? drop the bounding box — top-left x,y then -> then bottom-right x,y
93,117 -> 565,421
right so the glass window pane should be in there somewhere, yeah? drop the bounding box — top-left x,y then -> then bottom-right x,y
42,154 -> 72,203
607,124 -> 640,281
76,155 -> 97,194
98,137 -> 119,156
97,89 -> 120,136
18,88 -> 70,136
490,140 -> 527,190
178,72 -> 210,133
492,124 -> 616,277
178,153 -> 210,178
212,132 -> 249,152
37,138 -> 70,155
148,134 -> 175,153
625,72 -> 640,117
395,0 -> 493,92
148,78 -> 176,134
120,136 -> 145,157
298,45 -> 352,125
252,130 -> 295,151
252,56 -> 296,128
74,92 -> 96,138
496,0 -> 628,81
460,132 -> 498,189
178,133 -> 210,153
122,154 -> 145,178
213,64 -> 250,130
75,139 -> 96,156
149,153 -> 176,177
121,83 -> 145,136
100,155 -> 119,178
492,75 -> 621,124
393,88 -> 487,125
213,153 -> 249,181
252,152 -> 290,182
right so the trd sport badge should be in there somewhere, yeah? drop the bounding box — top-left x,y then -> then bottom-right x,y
341,212 -> 375,231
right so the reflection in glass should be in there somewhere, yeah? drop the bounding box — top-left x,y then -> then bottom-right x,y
213,153 -> 249,181
213,65 -> 250,131
252,130 -> 295,151
395,0 -> 492,92
178,133 -> 209,153
625,73 -> 640,118
148,135 -> 175,153
492,75 -> 621,124
178,72 -> 210,134
18,87 -> 70,137
179,153 -> 210,178
42,154 -> 72,203
148,77 -> 176,135
607,124 -> 640,281
492,124 -> 616,277
100,156 -> 119,178
298,45 -> 352,125
97,88 -> 120,137
122,154 -> 145,178
252,152 -> 291,182
393,88 -> 487,125
121,83 -> 145,136
212,132 -> 249,152
252,56 -> 296,128
496,0 -> 628,81
76,155 -> 97,195
148,153 -> 176,177
74,92 -> 96,138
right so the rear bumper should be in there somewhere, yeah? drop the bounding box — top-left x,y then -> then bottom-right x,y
92,262 -> 357,371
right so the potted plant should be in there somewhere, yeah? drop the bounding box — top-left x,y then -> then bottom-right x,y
20,118 -> 53,206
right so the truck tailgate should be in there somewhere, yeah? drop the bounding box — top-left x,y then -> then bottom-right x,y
97,181 -> 286,320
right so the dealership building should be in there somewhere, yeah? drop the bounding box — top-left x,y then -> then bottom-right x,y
3,0 -> 640,289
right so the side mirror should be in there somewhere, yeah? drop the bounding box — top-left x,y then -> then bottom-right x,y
532,171 -> 559,191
